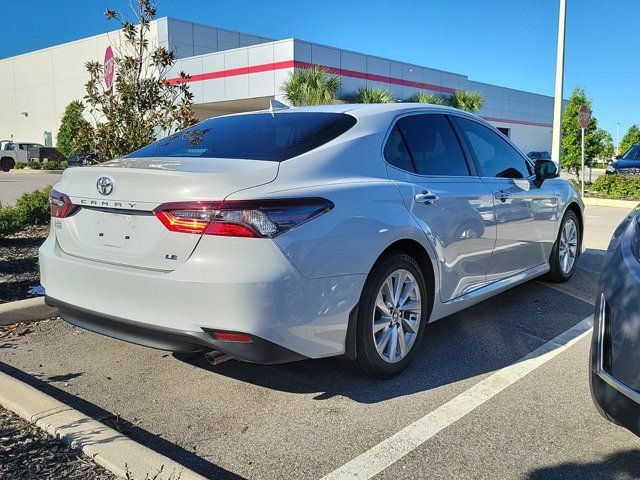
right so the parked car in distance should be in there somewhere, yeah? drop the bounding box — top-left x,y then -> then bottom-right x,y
0,140 -> 44,171
40,103 -> 583,378
591,207 -> 640,436
527,151 -> 552,161
67,153 -> 100,167
606,143 -> 640,174
0,140 -> 66,171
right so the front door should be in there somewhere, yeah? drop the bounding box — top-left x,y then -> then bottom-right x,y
453,116 -> 559,282
384,113 -> 497,301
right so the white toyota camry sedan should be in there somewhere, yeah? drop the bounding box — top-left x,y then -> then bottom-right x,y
40,103 -> 583,378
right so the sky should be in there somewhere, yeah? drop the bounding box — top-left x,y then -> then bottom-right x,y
2,0 -> 638,143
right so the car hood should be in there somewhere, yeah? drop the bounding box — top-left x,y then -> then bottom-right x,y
612,159 -> 640,168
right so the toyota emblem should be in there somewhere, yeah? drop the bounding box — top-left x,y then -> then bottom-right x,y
97,176 -> 113,196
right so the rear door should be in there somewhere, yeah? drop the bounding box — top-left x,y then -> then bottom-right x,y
453,116 -> 559,282
385,113 -> 496,302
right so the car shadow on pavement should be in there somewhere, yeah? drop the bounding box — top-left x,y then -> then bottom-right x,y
527,449 -> 640,479
177,259 -> 597,404
0,362 -> 247,480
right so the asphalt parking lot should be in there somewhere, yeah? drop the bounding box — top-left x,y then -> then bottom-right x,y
1,204 -> 639,479
0,171 -> 62,205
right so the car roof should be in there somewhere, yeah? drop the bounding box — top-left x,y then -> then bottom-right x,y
228,102 -> 489,126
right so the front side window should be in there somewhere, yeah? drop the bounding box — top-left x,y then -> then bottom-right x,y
128,112 -> 357,162
455,117 -> 532,179
386,114 -> 469,176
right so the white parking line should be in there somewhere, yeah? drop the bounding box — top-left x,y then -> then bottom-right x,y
321,315 -> 594,480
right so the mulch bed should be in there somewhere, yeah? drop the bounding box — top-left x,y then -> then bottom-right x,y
0,225 -> 49,304
0,406 -> 116,480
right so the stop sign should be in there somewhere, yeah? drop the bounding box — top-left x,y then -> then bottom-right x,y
578,104 -> 590,129
104,46 -> 115,91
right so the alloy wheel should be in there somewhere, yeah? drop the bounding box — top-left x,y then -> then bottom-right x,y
559,218 -> 578,275
372,269 -> 422,363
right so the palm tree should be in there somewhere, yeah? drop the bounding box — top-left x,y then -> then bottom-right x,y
345,87 -> 395,104
446,90 -> 485,113
407,92 -> 447,105
281,66 -> 341,106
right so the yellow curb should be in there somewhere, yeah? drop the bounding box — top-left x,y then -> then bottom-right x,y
582,197 -> 639,209
0,369 -> 208,480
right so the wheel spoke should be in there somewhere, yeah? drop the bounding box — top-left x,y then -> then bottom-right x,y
373,317 -> 390,333
401,300 -> 420,312
398,280 -> 415,307
376,328 -> 391,354
376,295 -> 391,317
402,317 -> 418,334
388,326 -> 398,361
397,323 -> 407,357
393,271 -> 407,306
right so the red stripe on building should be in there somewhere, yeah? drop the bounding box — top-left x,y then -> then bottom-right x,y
292,61 -> 456,94
168,61 -> 552,128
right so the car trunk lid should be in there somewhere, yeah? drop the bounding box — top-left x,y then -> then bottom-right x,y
53,157 -> 278,270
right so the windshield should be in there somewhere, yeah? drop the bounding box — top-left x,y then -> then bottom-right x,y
127,112 -> 357,162
622,146 -> 640,160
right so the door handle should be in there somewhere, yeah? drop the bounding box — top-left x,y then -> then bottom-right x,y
494,190 -> 511,203
414,191 -> 440,204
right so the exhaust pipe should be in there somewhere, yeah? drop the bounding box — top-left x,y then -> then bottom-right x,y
204,350 -> 234,366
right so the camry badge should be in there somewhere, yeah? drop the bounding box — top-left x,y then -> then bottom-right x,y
97,177 -> 113,196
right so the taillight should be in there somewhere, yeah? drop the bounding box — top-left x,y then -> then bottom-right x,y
153,198 -> 333,238
49,189 -> 77,218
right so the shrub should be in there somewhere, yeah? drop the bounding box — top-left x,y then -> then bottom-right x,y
447,90 -> 484,112
41,161 -> 60,170
407,92 -> 447,105
0,187 -> 52,238
0,204 -> 24,237
590,174 -> 640,199
15,187 -> 52,225
282,67 -> 341,106
345,87 -> 395,104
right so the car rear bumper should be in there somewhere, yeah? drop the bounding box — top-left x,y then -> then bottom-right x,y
590,222 -> 640,435
39,232 -> 365,362
46,296 -> 306,363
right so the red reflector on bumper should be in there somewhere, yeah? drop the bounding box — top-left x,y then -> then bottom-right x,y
210,331 -> 252,342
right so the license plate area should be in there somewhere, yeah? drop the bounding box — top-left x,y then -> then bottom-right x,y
95,211 -> 137,248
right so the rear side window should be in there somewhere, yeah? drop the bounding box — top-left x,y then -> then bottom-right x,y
127,112 -> 357,162
383,126 -> 414,172
385,114 -> 470,176
455,117 -> 532,179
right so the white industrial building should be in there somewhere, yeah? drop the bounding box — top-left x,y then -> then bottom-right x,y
0,17 -> 555,154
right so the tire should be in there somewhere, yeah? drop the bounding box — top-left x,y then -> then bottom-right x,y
0,157 -> 15,172
545,210 -> 580,283
349,252 -> 429,378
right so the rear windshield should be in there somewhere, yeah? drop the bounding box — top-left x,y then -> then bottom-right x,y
127,112 -> 357,162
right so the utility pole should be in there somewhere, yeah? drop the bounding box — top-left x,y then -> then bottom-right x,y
616,121 -> 621,156
551,0 -> 567,170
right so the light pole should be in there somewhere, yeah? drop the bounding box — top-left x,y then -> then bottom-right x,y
616,121 -> 620,156
551,0 -> 567,170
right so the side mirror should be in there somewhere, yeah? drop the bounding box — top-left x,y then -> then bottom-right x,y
614,155 -> 622,160
533,159 -> 558,188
